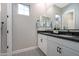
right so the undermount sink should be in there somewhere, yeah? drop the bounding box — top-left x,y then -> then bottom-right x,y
58,35 -> 73,38
53,30 -> 59,34
43,33 -> 52,35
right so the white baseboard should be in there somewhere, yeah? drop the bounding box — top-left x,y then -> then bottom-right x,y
1,53 -> 7,56
12,46 -> 38,55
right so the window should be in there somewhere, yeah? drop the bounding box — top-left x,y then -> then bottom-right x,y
18,4 -> 30,16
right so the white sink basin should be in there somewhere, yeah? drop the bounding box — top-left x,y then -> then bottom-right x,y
58,35 -> 73,38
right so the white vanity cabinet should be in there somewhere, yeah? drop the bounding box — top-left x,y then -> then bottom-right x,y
38,34 -> 47,55
38,33 -> 79,56
47,36 -> 79,56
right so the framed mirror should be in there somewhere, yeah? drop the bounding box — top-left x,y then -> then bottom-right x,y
62,9 -> 75,29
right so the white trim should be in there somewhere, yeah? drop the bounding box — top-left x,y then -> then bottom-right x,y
12,46 -> 38,55
1,53 -> 7,56
7,3 -> 12,56
63,9 -> 75,15
0,3 -> 1,56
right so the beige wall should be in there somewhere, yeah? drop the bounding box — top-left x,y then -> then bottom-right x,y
12,3 -> 36,51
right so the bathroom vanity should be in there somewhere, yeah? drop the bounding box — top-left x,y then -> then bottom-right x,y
37,31 -> 79,56
36,3 -> 79,56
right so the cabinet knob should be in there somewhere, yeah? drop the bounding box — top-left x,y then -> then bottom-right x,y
41,39 -> 43,42
57,47 -> 60,52
7,46 -> 9,49
59,48 -> 62,54
57,47 -> 62,54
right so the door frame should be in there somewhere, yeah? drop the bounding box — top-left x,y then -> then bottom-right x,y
0,3 -> 1,56
7,3 -> 12,56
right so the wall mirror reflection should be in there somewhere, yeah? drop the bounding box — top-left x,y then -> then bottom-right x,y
36,3 -> 79,31
54,14 -> 61,30
62,9 -> 75,30
36,16 -> 52,31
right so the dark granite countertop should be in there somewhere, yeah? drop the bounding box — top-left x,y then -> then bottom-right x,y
37,31 -> 79,42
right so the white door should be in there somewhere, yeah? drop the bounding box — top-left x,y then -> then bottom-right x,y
1,3 -> 8,56
6,3 -> 12,56
0,3 -> 12,56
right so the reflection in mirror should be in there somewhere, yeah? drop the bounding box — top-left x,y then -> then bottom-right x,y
62,9 -> 75,29
36,16 -> 52,31
54,14 -> 61,30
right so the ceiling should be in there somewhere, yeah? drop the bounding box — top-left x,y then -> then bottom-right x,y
55,3 -> 69,8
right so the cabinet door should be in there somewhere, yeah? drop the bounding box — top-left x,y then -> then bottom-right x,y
38,34 -> 47,55
42,35 -> 47,55
47,37 -> 62,56
38,34 -> 43,51
62,46 -> 79,56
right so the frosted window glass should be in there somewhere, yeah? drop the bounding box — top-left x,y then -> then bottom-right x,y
18,4 -> 29,16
